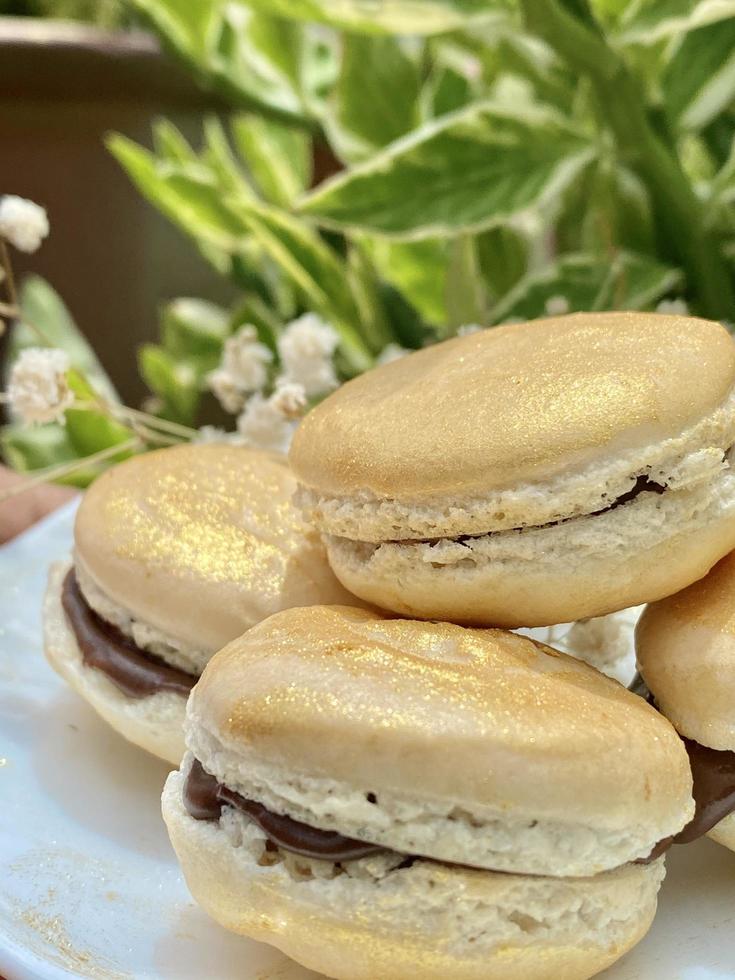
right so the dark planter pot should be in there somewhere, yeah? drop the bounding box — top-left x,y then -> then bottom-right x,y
0,17 -> 234,403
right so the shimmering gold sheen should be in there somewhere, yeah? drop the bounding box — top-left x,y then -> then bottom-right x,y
641,550 -> 735,636
75,445 -> 358,652
290,312 -> 735,499
636,552 -> 735,751
196,605 -> 691,820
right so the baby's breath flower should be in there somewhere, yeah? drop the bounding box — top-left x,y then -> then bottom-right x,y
236,379 -> 308,454
207,368 -> 245,414
221,325 -> 272,393
236,393 -> 293,454
376,343 -> 409,365
7,347 -> 73,424
277,313 -> 339,397
544,295 -> 570,316
0,195 -> 49,254
269,378 -> 307,419
207,326 -> 273,414
656,298 -> 689,315
193,425 -> 245,445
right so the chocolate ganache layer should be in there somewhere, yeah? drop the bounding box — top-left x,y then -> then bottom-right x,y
629,673 -> 735,849
61,569 -> 197,699
184,759 -> 384,861
183,758 -> 666,871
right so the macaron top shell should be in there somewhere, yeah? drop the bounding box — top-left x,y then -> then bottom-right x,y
74,445 -> 358,653
192,604 -> 693,834
290,312 -> 735,502
637,551 -> 735,751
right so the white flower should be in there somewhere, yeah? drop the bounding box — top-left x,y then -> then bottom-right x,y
207,326 -> 273,414
7,347 -> 73,424
269,378 -> 307,419
457,323 -> 482,337
236,394 -> 293,454
544,295 -> 570,316
563,614 -> 631,671
193,425 -> 245,445
0,196 -> 49,254
277,313 -> 339,397
236,380 -> 307,454
656,298 -> 689,315
221,325 -> 272,393
376,343 -> 409,365
207,368 -> 246,414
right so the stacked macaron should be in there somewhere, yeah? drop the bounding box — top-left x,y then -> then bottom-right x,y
636,552 -> 735,853
164,606 -> 694,980
290,311 -> 735,627
43,443 -> 359,764
45,310 -> 735,978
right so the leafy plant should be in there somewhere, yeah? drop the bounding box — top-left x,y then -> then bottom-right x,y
107,0 -> 735,428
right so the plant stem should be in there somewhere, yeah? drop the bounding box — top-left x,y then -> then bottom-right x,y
519,0 -> 735,320
0,437 -> 141,502
0,240 -> 18,309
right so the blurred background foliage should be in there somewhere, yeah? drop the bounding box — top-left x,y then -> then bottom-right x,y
4,0 -> 735,479
0,0 -> 129,26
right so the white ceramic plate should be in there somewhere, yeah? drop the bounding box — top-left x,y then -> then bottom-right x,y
1,503 -> 734,979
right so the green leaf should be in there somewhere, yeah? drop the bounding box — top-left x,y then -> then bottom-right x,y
300,101 -> 595,238
362,237 -> 449,325
208,7 -> 306,119
663,18 -> 735,130
128,0 -> 321,126
226,198 -> 372,370
241,0 -> 499,35
1,424 -> 96,488
232,114 -> 311,206
65,371 -> 135,458
331,35 -> 421,161
230,294 -> 283,353
107,134 -> 248,252
139,345 -> 201,425
445,235 -> 486,332
476,225 -> 529,299
346,246 -> 395,352
153,119 -> 200,165
8,276 -> 118,404
161,297 -> 230,361
492,252 -> 683,322
420,63 -> 473,119
201,117 -> 257,200
619,0 -> 735,44
125,0 -> 213,67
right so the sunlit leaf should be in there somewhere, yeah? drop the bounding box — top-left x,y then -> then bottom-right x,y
619,0 -> 735,43
492,252 -> 682,321
663,18 -> 735,130
300,101 -> 595,238
241,0 -> 500,35
232,115 -> 311,205
331,35 -> 421,161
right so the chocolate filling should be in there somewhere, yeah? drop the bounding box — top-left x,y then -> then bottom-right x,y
61,569 -> 197,699
184,759 -> 384,861
629,673 -> 735,853
450,475 -> 667,546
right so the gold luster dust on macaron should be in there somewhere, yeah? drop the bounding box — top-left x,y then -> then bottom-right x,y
99,447 -> 312,593
215,609 -> 656,751
291,312 -> 735,498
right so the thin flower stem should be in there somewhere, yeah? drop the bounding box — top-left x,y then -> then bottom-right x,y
0,300 -> 55,347
116,405 -> 198,439
0,437 -> 141,502
62,399 -> 196,443
0,240 -> 18,309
